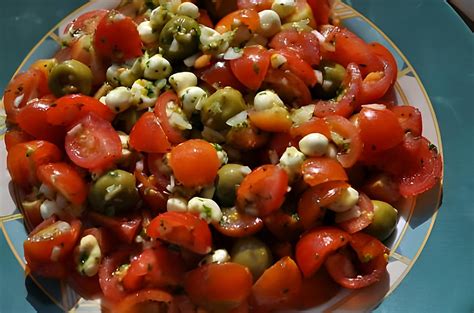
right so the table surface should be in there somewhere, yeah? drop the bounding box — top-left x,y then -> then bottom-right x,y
0,1 -> 472,312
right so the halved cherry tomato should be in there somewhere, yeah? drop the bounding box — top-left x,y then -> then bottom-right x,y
47,94 -> 114,126
266,132 -> 298,159
230,45 -> 270,90
226,122 -> 269,150
301,157 -> 348,186
16,96 -> 65,144
110,289 -> 176,313
87,212 -> 142,244
307,0 -> 331,25
271,49 -> 318,87
325,232 -> 388,289
324,115 -> 362,168
199,61 -> 245,90
64,9 -> 109,39
337,193 -> 374,234
362,173 -> 401,204
248,107 -> 292,133
358,106 -> 404,154
236,165 -> 288,217
185,262 -> 253,311
98,249 -> 132,301
290,117 -> 332,140
4,129 -> 34,151
198,9 -> 214,28
237,0 -> 273,11
94,10 -> 142,62
69,34 -> 107,86
68,269 -> 102,300
391,105 -> 422,137
262,68 -> 311,107
65,113 -> 122,170
370,42 -> 398,86
134,169 -> 168,213
264,209 -> 303,241
313,63 -> 362,117
215,9 -> 260,33
169,139 -> 220,188
269,30 -> 320,66
251,257 -> 302,310
153,90 -> 186,144
213,206 -> 264,238
129,112 -> 171,153
147,212 -> 212,254
37,162 -> 88,205
6,140 -> 62,188
295,226 -> 350,277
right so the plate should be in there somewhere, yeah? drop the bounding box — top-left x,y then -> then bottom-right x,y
0,1 -> 443,312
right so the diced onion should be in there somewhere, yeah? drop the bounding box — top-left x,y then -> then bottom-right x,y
226,111 -> 248,127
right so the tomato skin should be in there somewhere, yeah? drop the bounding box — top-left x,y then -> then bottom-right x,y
301,157 -> 348,186
337,193 -> 374,234
134,168 -> 168,213
94,10 -> 142,62
264,209 -> 303,241
251,257 -> 302,310
147,212 -> 212,254
269,30 -> 320,66
313,63 -> 362,118
36,162 -> 88,205
215,8 -> 260,33
213,207 -> 264,238
290,117 -> 332,140
129,112 -> 171,153
391,105 -> 422,137
324,115 -> 362,168
68,269 -> 102,300
271,49 -> 318,87
64,9 -> 109,39
248,107 -> 292,133
237,0 -> 273,11
65,113 -> 122,170
109,289 -> 176,313
87,212 -> 142,244
69,34 -> 107,86
47,94 -> 114,127
307,0 -> 331,25
7,140 -> 62,188
295,227 -> 351,278
99,249 -> 132,301
4,129 -> 34,151
262,68 -> 311,107
199,61 -> 245,90
169,139 -> 220,188
236,165 -> 288,217
230,45 -> 270,90
153,90 -> 186,144
185,262 -> 253,311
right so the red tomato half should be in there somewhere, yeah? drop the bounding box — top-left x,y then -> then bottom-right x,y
99,249 -> 132,301
213,207 -> 264,238
36,162 -> 88,205
390,105 -> 422,137
87,212 -> 142,244
271,49 -> 318,87
215,9 -> 260,33
337,193 -> 374,234
270,30 -> 320,66
301,157 -> 348,186
147,212 -> 212,254
110,289 -> 176,313
295,227 -> 351,277
4,129 -> 34,151
290,117 -> 332,140
262,68 -> 311,107
65,113 -> 122,170
236,165 -> 288,217
64,9 -> 109,39
199,61 -> 245,90
94,10 -> 142,62
230,45 -> 270,90
307,0 -> 331,25
129,112 -> 171,153
324,115 -> 362,168
153,90 -> 186,144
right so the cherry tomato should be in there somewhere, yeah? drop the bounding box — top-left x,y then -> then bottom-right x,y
271,48 -> 318,86
248,107 -> 292,133
251,257 -> 302,310
230,45 -> 270,90
391,105 -> 422,137
87,212 -> 142,244
169,139 -> 220,188
197,9 -> 214,28
362,173 -> 401,204
262,68 -> 311,107
337,193 -> 374,234
36,162 -> 88,205
269,30 -> 320,66
147,212 -> 212,254
129,111 -> 171,153
226,122 -> 269,150
94,10 -> 142,62
98,249 -> 132,301
199,61 -> 245,90
69,34 -> 107,86
237,0 -> 273,10
236,165 -> 288,217
185,262 -> 253,311
134,168 -> 168,213
301,157 -> 348,186
307,0 -> 331,25
324,115 -> 362,168
358,106 -> 405,154
215,9 -> 260,33
47,94 -> 114,126
65,113 -> 122,170
4,129 -> 34,151
64,9 -> 109,39
265,132 -> 298,160
313,63 -> 362,117
213,206 -> 264,238
290,117 -> 332,140
153,90 -> 186,144
295,226 -> 350,277
264,209 -> 303,241
110,289 -> 176,313
68,270 -> 102,300
6,140 -> 62,188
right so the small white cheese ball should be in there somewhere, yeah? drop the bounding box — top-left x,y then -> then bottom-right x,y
137,21 -> 159,44
76,234 -> 102,277
279,146 -> 306,181
169,72 -> 198,94
258,10 -> 282,37
105,86 -> 132,113
167,197 -> 189,212
271,0 -> 297,18
327,187 -> 360,212
188,197 -> 223,223
177,2 -> 200,19
40,199 -> 61,220
254,90 -> 284,111
326,143 -> 338,159
130,79 -> 159,109
180,86 -> 208,117
299,133 -> 329,157
200,249 -> 231,265
144,54 -> 173,80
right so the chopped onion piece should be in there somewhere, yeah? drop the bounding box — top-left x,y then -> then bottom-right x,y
226,110 -> 248,127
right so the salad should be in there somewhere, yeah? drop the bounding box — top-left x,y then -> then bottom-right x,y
2,0 -> 442,312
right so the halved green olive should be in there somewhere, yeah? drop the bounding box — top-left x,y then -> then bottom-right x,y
159,15 -> 200,62
48,59 -> 93,97
314,60 -> 346,99
364,200 -> 398,241
201,87 -> 247,131
231,237 -> 272,280
88,170 -> 139,216
216,164 -> 250,206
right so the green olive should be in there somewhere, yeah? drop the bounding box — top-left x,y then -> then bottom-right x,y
216,164 -> 249,206
48,60 -> 93,97
159,15 -> 200,62
314,61 -> 346,99
201,87 -> 247,131
231,237 -> 272,280
281,21 -> 313,32
88,170 -> 139,216
364,200 -> 398,241
113,108 -> 145,134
